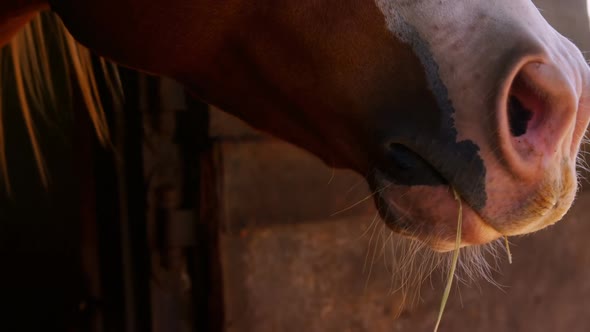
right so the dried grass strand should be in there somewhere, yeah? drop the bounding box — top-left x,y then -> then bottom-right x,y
433,188 -> 463,332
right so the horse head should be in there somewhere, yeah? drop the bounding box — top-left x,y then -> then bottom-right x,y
156,0 -> 588,252
2,0 -> 590,253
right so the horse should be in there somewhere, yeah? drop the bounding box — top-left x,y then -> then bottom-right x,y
1,1 -> 589,258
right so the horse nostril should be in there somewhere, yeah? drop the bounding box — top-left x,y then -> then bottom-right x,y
506,67 -> 546,139
508,95 -> 533,137
500,61 -> 578,178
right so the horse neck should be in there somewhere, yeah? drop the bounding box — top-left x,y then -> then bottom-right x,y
41,0 -> 406,169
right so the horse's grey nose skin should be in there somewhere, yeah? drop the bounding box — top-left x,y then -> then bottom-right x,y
382,143 -> 447,186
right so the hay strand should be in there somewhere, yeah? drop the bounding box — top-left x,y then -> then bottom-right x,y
433,188 -> 463,332
504,236 -> 513,264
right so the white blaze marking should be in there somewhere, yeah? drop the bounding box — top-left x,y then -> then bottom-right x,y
372,0 -> 457,122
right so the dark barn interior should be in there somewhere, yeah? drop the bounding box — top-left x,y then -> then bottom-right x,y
1,0 -> 590,331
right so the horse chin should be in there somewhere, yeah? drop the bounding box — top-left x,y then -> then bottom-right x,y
372,174 -> 503,253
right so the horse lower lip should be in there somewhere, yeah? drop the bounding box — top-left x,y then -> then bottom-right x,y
373,179 -> 503,251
